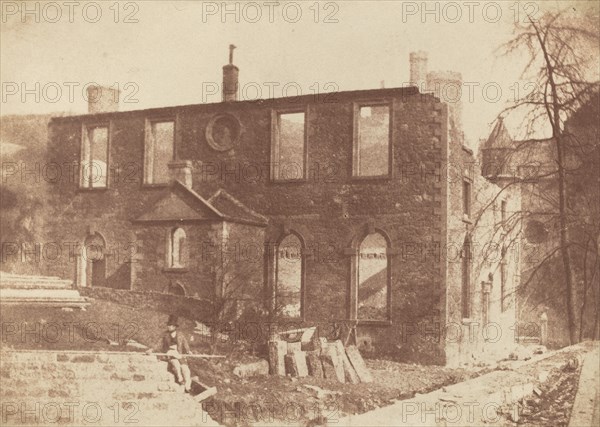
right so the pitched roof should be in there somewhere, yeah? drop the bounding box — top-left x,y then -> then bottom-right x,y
208,189 -> 269,226
135,181 -> 267,226
481,118 -> 514,150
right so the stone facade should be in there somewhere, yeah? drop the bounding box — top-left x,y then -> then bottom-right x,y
480,93 -> 600,346
37,54 -> 521,366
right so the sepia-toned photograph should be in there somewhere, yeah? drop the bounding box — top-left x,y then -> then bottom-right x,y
1,1 -> 599,425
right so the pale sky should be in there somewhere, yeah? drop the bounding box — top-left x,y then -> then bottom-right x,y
1,1 -> 598,146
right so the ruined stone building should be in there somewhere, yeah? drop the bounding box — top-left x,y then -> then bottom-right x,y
13,51 -> 522,366
481,92 -> 600,346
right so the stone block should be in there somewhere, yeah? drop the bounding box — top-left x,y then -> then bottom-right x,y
268,339 -> 286,376
233,359 -> 269,378
284,351 -> 308,377
287,341 -> 302,354
71,355 -> 95,363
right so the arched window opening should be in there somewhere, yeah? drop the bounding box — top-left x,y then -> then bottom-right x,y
275,233 -> 303,318
169,282 -> 186,296
170,228 -> 186,268
358,232 -> 389,321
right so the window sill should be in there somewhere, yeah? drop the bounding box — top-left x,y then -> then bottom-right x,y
350,175 -> 392,182
78,187 -> 108,192
163,267 -> 189,273
356,319 -> 393,327
142,183 -> 170,189
461,318 -> 477,325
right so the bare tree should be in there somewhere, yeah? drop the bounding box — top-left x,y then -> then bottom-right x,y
492,7 -> 600,343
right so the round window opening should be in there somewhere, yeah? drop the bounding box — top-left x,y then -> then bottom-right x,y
525,220 -> 548,244
206,114 -> 241,151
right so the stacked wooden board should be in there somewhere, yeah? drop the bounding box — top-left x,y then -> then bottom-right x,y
268,331 -> 372,383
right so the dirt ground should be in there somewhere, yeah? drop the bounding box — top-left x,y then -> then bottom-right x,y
1,301 -> 481,426
188,356 -> 478,426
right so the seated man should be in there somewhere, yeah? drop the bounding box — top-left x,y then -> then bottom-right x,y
147,314 -> 193,392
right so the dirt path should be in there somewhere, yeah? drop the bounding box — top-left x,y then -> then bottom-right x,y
338,343 -> 596,427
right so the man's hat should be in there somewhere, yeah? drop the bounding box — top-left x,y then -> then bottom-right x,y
167,314 -> 179,327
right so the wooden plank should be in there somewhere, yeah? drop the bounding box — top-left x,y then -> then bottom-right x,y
320,353 -> 338,381
190,377 -> 217,402
345,345 -> 373,383
149,352 -> 225,359
268,339 -> 287,376
321,345 -> 345,383
284,353 -> 298,377
293,351 -> 308,377
306,351 -> 324,378
332,340 -> 359,384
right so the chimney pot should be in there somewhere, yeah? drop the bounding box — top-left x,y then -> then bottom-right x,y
222,44 -> 239,102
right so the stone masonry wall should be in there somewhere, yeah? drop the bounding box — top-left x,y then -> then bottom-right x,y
47,88 -> 449,363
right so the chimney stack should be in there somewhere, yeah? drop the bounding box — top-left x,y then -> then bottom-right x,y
87,85 -> 120,114
168,160 -> 193,188
222,44 -> 239,102
409,51 -> 428,92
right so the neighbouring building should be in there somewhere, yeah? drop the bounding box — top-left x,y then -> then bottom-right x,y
481,91 -> 600,346
11,50 -> 521,366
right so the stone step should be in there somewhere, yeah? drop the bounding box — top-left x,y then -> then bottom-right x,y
0,289 -> 88,308
2,363 -> 172,382
0,272 -> 63,281
0,278 -> 73,289
0,351 -> 219,426
3,375 -> 181,398
1,351 -> 161,366
0,288 -> 84,299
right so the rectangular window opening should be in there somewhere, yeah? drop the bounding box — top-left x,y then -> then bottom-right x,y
145,120 -> 174,184
463,180 -> 472,217
272,112 -> 305,181
354,104 -> 390,177
81,125 -> 108,189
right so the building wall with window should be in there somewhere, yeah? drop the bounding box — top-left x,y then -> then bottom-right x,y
445,136 -> 521,366
46,86 -> 519,364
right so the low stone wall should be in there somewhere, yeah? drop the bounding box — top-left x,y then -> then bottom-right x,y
79,286 -> 215,322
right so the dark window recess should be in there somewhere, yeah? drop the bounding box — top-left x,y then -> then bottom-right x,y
463,180 -> 471,217
145,121 -> 174,184
354,105 -> 390,177
81,126 -> 108,188
272,112 -> 305,181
